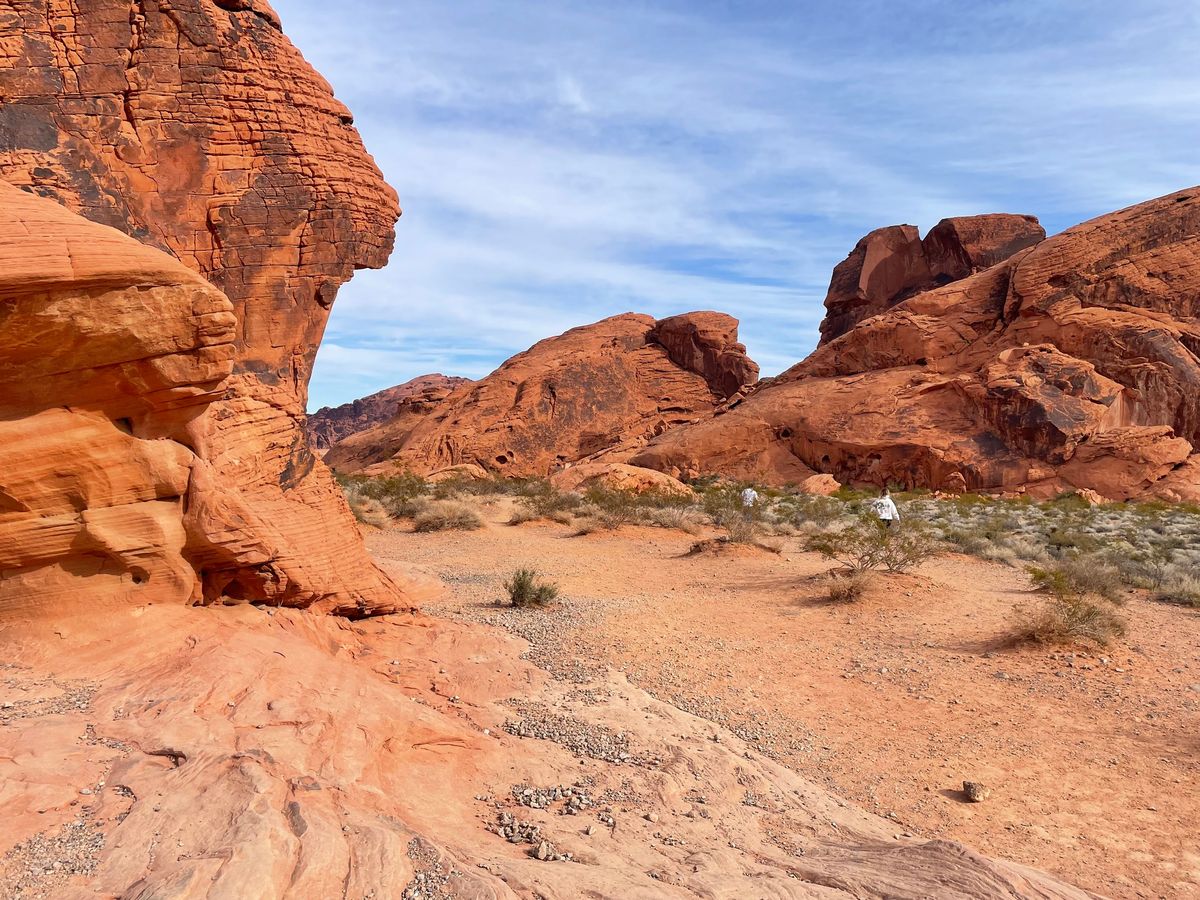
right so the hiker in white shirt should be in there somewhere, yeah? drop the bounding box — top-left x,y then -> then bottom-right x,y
873,488 -> 900,528
740,486 -> 759,519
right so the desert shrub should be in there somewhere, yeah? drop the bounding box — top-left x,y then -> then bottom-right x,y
508,505 -> 539,526
806,516 -> 936,573
775,493 -> 844,528
643,505 -> 705,535
1012,594 -> 1126,647
412,499 -> 483,533
356,471 -> 428,517
339,480 -> 392,528
724,516 -> 760,545
1027,557 -> 1123,603
503,568 -> 560,608
1046,527 -> 1101,556
1150,573 -> 1200,608
826,571 -> 873,603
513,485 -> 583,522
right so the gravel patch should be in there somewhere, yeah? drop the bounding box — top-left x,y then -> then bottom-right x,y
1,818 -> 104,900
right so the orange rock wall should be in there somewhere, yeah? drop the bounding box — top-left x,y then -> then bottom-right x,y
633,189 -> 1200,500
325,312 -> 759,478
0,0 -> 406,615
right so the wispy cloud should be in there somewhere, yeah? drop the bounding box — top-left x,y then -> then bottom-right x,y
277,0 -> 1200,410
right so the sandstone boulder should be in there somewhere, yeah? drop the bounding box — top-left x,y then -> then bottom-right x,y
0,0 -> 405,615
550,463 -> 694,498
819,214 -> 1045,344
326,311 -> 758,478
632,189 -> 1200,500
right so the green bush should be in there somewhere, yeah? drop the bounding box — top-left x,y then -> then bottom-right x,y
503,568 -> 560,608
806,516 -> 936,573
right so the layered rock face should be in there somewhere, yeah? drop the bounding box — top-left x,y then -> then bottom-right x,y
0,0 -> 405,614
632,188 -> 1200,500
0,183 -> 236,616
325,312 -> 758,477
819,214 -> 1045,344
307,374 -> 470,450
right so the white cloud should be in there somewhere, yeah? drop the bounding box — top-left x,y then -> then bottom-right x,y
280,0 -> 1200,410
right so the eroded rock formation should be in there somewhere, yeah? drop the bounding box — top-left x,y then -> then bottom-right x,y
0,0 -> 405,615
632,188 -> 1200,499
307,374 -> 470,450
325,311 -> 759,477
819,214 -> 1045,344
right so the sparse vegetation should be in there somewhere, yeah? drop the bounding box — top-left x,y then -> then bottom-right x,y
805,516 -> 937,573
339,477 -> 393,528
412,499 -> 484,532
826,571 -> 873,603
1012,593 -> 1127,647
1150,573 -> 1200,608
503,568 -> 560,608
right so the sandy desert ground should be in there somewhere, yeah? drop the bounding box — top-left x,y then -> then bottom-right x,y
367,497 -> 1200,899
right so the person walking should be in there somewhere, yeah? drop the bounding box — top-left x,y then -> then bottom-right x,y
872,488 -> 900,528
740,485 -> 759,520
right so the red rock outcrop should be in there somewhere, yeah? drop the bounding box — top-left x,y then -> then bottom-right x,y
631,188 -> 1200,499
307,374 -> 470,450
819,214 -> 1045,344
325,311 -> 759,477
0,0 -> 405,615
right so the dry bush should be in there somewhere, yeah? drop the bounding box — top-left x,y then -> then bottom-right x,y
1012,594 -> 1126,647
508,505 -> 539,526
1014,557 -> 1127,647
826,571 -> 873,603
412,499 -> 483,533
339,480 -> 392,528
503,568 -> 560,608
1150,573 -> 1200,608
643,505 -> 705,535
724,516 -> 759,545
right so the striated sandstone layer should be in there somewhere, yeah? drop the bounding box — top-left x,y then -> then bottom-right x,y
632,189 -> 1200,499
325,312 -> 759,478
0,603 -> 1097,899
0,182 -> 236,617
307,374 -> 471,450
0,0 -> 404,615
819,214 -> 1045,344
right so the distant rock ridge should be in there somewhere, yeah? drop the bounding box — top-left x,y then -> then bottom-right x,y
307,374 -> 471,449
324,311 -> 758,477
819,214 -> 1046,344
630,189 -> 1200,500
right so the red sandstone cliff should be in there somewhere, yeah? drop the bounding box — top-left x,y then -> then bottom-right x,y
307,374 -> 471,450
631,189 -> 1200,500
325,311 -> 759,477
819,214 -> 1045,344
0,0 -> 404,615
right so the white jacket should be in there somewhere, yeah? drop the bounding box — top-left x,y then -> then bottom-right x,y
874,497 -> 900,521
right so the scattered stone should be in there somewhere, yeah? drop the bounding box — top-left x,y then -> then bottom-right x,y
963,781 -> 991,803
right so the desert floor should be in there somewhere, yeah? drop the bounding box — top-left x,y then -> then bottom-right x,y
367,497 -> 1200,899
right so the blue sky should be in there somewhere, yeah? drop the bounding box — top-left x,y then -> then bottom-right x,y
281,0 -> 1200,412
